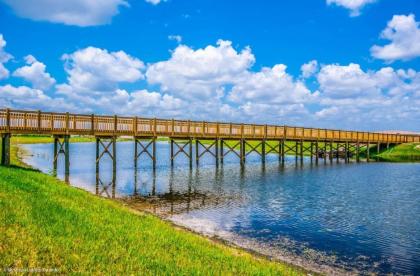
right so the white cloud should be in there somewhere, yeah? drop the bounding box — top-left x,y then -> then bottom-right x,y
0,36 -> 419,131
315,63 -> 420,129
229,64 -> 315,105
13,55 -> 56,90
300,60 -> 319,78
1,0 -> 128,27
128,90 -> 185,117
317,63 -> 378,98
146,40 -> 255,100
145,0 -> 165,5
326,0 -> 376,17
168,35 -> 182,43
370,14 -> 420,62
58,46 -> 144,95
0,84 -> 78,111
0,34 -> 13,80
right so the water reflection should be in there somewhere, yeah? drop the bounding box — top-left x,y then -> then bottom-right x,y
20,142 -> 420,275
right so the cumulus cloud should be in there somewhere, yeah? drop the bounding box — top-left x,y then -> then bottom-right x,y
326,0 -> 376,16
58,46 -> 144,96
146,40 -> 255,99
0,36 -> 419,130
1,0 -> 128,27
0,34 -> 13,80
315,63 -> 420,128
229,64 -> 315,105
370,14 -> 420,62
0,84 -> 78,111
300,60 -> 319,78
13,55 -> 56,90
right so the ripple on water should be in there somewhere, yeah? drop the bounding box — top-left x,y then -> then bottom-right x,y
21,142 -> 420,275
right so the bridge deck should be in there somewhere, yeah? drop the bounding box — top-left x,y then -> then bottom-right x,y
1,109 -> 419,143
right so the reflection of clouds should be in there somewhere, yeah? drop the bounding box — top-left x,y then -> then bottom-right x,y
21,142 -> 420,274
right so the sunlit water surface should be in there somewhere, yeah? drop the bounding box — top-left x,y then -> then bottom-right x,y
21,142 -> 420,275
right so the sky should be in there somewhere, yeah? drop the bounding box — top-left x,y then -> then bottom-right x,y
0,0 -> 419,131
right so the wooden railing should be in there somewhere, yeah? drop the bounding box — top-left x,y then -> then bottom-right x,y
0,109 -> 419,143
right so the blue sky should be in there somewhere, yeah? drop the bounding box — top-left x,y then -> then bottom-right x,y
0,0 -> 419,131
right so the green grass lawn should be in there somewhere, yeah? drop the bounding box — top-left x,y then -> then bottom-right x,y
0,138 -> 306,274
375,143 -> 420,162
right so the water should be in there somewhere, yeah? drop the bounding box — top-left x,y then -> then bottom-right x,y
21,141 -> 420,275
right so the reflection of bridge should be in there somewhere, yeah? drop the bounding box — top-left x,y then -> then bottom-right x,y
1,108 -> 419,177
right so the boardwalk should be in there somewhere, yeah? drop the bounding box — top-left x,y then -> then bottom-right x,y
1,108 -> 419,178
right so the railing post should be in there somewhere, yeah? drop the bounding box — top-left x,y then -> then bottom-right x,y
37,110 -> 41,133
91,114 -> 95,135
153,118 -> 157,137
114,115 -> 118,135
264,124 -> 267,139
216,122 -> 219,138
50,114 -> 54,131
6,108 -> 10,132
133,116 -> 138,136
171,119 -> 175,136
65,112 -> 69,135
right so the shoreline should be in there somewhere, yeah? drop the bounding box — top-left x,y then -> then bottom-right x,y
9,138 -> 420,274
5,140 -> 313,275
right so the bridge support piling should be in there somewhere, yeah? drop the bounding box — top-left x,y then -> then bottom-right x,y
53,135 -> 70,181
309,141 -> 314,163
329,141 -> 333,163
170,138 -> 193,167
300,140 -> 304,164
336,142 -> 340,163
134,137 -> 156,170
240,139 -> 246,166
315,141 -> 319,164
367,142 -> 370,162
195,139 -> 218,166
281,139 -> 285,164
261,140 -> 266,164
215,139 -> 219,167
170,139 -> 174,166
323,141 -> 327,164
189,139 -> 193,167
278,140 -> 282,162
356,142 -> 360,162
1,133 -> 11,166
345,141 -> 349,163
96,136 -> 117,178
220,139 -> 224,164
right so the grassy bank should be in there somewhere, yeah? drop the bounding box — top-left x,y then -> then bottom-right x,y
0,140 -> 306,274
375,143 -> 420,162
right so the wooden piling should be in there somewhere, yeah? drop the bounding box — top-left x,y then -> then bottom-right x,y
261,140 -> 266,164
1,133 -> 11,166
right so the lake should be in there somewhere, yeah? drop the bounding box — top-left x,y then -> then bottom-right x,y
21,141 -> 420,275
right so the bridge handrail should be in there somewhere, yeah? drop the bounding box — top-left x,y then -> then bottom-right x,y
0,108 -> 419,143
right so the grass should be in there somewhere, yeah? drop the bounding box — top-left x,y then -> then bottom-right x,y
375,143 -> 420,162
0,138 -> 306,274
11,135 -> 131,144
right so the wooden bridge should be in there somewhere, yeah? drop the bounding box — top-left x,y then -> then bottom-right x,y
1,108 -> 419,180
